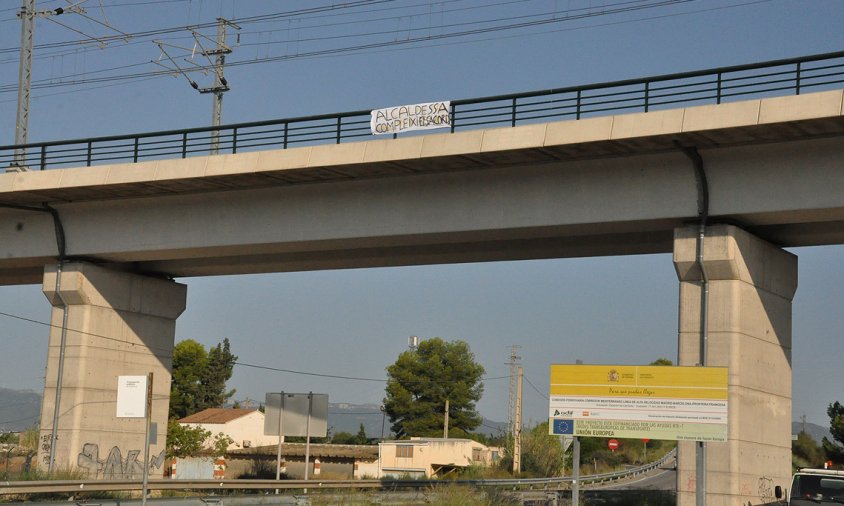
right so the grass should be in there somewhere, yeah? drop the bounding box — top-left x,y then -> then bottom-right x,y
304,483 -> 520,506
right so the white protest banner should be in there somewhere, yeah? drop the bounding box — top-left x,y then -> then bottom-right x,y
370,101 -> 450,135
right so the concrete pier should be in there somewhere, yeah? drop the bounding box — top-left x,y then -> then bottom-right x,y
38,262 -> 186,478
674,225 -> 797,505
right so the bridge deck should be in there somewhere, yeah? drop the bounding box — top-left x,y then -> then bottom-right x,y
1,90 -> 843,285
2,90 -> 843,208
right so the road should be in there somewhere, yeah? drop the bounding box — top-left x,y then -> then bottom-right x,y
593,457 -> 677,491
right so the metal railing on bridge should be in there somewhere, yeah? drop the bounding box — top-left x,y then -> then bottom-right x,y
2,50 -> 844,171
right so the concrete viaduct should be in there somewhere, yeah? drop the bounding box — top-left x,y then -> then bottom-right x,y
2,83 -> 844,504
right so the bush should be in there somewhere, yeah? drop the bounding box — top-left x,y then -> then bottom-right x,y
236,458 -> 283,479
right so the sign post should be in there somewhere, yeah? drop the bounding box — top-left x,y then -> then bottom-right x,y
116,374 -> 153,506
572,436 -> 580,506
273,391 -> 284,493
304,392 -> 312,481
264,392 -> 328,485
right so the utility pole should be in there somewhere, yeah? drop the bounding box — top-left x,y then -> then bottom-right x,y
204,18 -> 239,154
12,0 -> 121,172
507,345 -> 521,437
13,0 -> 35,169
513,365 -> 523,474
152,18 -> 239,155
443,399 -> 449,438
507,346 -> 522,474
13,0 -> 75,170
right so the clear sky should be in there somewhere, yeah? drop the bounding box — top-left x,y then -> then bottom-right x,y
0,0 -> 842,432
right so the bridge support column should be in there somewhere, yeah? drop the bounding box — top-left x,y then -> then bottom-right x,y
38,262 -> 186,478
673,224 -> 796,506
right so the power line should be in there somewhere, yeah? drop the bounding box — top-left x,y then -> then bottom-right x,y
0,413 -> 40,426
523,374 -> 549,401
0,309 -> 176,355
0,0 -> 695,96
0,0 -> 466,64
328,411 -> 383,415
0,0 -> 396,54
0,0 -> 768,100
0,309 -> 512,386
233,0 -> 660,48
235,360 -> 386,383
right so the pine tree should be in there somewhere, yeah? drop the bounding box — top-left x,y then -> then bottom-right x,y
169,338 -> 238,419
383,338 -> 484,438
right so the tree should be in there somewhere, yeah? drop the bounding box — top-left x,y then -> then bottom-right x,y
170,340 -> 207,419
793,431 -> 824,469
332,424 -> 370,445
383,338 -> 485,438
210,433 -> 235,456
498,422 -> 565,477
166,419 -> 210,458
650,358 -> 673,366
19,424 -> 39,453
354,423 -> 369,445
169,338 -> 238,419
200,338 -> 238,409
822,401 -> 844,464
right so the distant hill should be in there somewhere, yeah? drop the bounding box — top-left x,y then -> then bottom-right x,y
324,402 -> 507,439
793,421 -> 832,444
233,399 -> 508,439
0,388 -> 41,431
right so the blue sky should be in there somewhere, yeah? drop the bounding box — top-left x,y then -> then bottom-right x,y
0,0 -> 842,431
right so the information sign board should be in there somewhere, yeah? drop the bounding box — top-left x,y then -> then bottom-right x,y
548,364 -> 728,442
264,393 -> 328,438
116,375 -> 148,418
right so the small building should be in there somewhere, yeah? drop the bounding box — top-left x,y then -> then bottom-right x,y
378,437 -> 500,478
178,408 -> 278,451
227,443 -> 379,480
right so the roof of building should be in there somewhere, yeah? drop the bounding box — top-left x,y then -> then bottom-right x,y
178,408 -> 260,424
388,437 -> 482,445
230,443 -> 378,460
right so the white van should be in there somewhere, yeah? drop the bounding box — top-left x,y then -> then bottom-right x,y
776,468 -> 844,505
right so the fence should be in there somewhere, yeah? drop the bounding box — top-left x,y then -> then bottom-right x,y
2,51 -> 844,171
0,449 -> 676,496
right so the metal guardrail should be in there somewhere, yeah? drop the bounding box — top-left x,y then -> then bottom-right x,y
0,449 -> 676,496
469,447 -> 676,489
2,50 -> 844,171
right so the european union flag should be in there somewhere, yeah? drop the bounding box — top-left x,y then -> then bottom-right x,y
552,419 -> 574,435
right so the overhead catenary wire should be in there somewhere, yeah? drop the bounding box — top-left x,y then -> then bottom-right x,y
0,0 -> 772,102
0,0 -> 396,54
0,0 -> 687,73
0,0 -> 704,96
